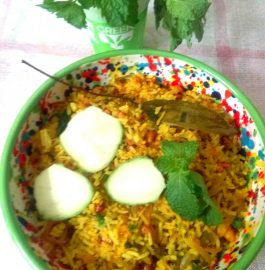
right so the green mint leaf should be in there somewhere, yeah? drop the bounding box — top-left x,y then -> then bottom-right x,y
185,0 -> 211,19
183,172 -> 223,225
165,171 -> 203,220
78,0 -> 101,9
188,172 -> 223,225
156,156 -> 189,174
125,0 -> 139,26
170,29 -> 183,50
43,0 -> 54,3
157,140 -> 223,225
154,0 -> 167,29
159,0 -> 211,49
161,140 -> 198,162
167,0 -> 210,20
171,18 -> 194,47
166,0 -> 195,20
156,141 -> 198,174
232,217 -> 244,230
201,202 -> 223,226
100,0 -> 130,27
186,177 -> 203,197
193,19 -> 204,42
188,171 -> 208,194
38,1 -> 86,29
162,9 -> 174,31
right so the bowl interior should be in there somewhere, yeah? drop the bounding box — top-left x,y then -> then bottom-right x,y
1,50 -> 265,270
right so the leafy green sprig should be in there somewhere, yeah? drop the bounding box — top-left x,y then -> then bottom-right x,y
156,141 -> 223,225
38,0 -> 211,50
155,0 -> 211,49
38,0 -> 139,29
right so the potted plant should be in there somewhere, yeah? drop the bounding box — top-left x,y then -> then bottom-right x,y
38,0 -> 211,53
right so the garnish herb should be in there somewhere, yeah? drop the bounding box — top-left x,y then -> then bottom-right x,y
232,217 -> 244,230
38,0 -> 139,29
57,112 -> 71,135
96,214 -> 105,227
155,0 -> 211,49
38,0 -> 211,50
156,141 -> 223,225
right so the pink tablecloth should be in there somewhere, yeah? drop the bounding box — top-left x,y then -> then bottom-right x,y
0,0 -> 264,269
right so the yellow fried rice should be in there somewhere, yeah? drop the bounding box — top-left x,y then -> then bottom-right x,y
29,74 -> 249,270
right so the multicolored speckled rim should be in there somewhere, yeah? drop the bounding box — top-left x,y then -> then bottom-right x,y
0,49 -> 265,270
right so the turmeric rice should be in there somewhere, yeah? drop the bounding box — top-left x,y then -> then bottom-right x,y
29,74 -> 249,270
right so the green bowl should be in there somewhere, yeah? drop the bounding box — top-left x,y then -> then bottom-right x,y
1,49 -> 265,270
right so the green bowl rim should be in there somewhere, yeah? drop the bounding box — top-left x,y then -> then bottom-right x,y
0,49 -> 264,270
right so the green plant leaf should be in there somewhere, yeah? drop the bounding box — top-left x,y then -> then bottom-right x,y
162,9 -> 173,31
185,0 -> 211,19
189,172 -> 223,225
156,141 -> 223,225
167,0 -> 210,20
156,156 -> 189,174
100,0 -> 130,27
38,1 -> 86,29
193,19 -> 204,42
156,0 -> 211,49
170,31 -> 182,50
154,0 -> 167,29
201,202 -> 223,226
165,171 -> 203,220
78,0 -> 101,9
156,141 -> 198,174
126,0 -> 139,26
161,140 -> 198,162
166,0 -> 195,20
188,171 -> 208,193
